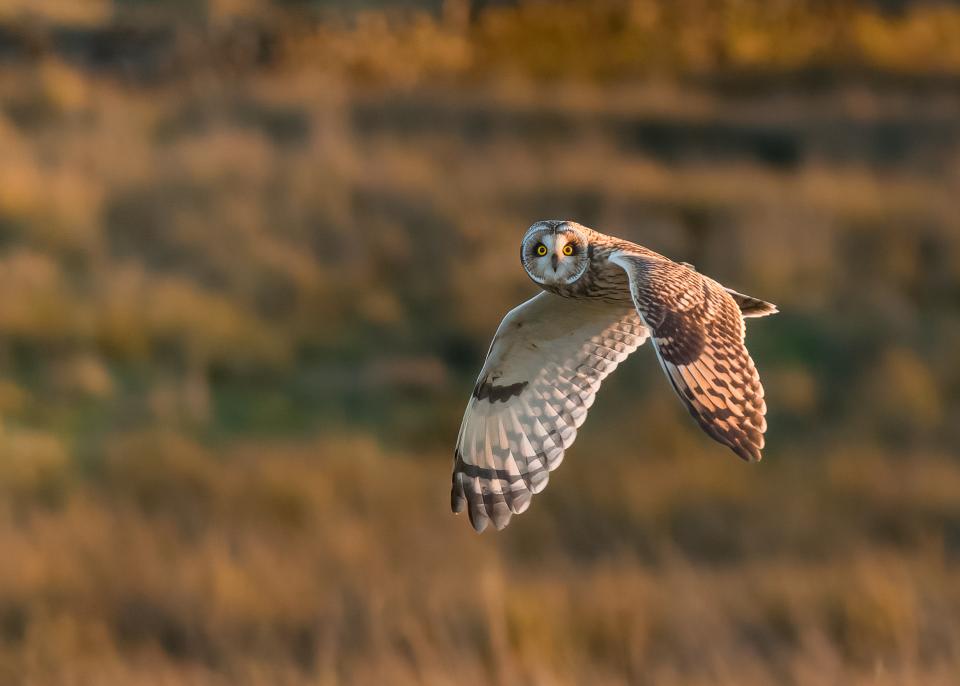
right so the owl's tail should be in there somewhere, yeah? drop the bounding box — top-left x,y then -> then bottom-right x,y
726,288 -> 778,318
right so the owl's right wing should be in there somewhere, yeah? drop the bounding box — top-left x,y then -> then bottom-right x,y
452,292 -> 649,532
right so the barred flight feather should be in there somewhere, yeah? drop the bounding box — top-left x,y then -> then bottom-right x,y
451,292 -> 649,531
608,251 -> 768,463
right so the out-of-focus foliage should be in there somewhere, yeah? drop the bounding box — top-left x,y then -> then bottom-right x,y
0,1 -> 958,684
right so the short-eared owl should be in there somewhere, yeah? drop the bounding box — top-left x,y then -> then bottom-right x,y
452,220 -> 778,532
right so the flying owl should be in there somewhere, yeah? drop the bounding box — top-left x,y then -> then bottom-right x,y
452,220 -> 778,532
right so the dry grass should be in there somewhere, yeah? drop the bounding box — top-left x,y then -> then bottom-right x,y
0,434 -> 959,685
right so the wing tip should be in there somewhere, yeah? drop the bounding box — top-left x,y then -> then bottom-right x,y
451,456 -> 467,513
734,444 -> 763,463
467,503 -> 490,533
728,433 -> 764,463
463,503 -> 513,533
492,509 -> 512,530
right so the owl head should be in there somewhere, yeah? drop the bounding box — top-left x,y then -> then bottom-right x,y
521,220 -> 591,286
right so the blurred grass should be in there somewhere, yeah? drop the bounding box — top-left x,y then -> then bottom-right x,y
0,0 -> 958,684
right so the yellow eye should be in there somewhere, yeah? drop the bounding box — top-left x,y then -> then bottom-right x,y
536,244 -> 548,256
562,244 -> 574,256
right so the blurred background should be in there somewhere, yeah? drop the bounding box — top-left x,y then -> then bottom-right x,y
0,0 -> 958,683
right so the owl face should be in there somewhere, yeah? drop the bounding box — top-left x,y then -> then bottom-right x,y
521,221 -> 590,286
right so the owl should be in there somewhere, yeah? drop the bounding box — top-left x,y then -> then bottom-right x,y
452,220 -> 778,532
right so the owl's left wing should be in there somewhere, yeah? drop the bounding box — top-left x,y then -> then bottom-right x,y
452,292 -> 649,532
609,250 -> 769,463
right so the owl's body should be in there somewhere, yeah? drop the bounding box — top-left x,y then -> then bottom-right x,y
452,220 -> 777,532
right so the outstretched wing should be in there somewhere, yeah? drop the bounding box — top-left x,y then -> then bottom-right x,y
452,292 -> 649,532
609,251 -> 769,463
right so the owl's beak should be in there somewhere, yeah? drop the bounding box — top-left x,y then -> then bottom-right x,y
551,253 -> 559,270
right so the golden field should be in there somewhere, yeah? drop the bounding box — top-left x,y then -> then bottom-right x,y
0,1 -> 959,683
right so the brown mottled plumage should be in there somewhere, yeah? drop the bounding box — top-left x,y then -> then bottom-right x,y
452,220 -> 777,532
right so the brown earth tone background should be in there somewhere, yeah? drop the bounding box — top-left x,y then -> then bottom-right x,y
0,1 -> 959,684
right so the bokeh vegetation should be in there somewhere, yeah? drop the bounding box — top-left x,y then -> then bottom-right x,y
0,0 -> 959,683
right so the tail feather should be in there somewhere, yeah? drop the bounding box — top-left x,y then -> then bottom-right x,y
726,288 -> 778,318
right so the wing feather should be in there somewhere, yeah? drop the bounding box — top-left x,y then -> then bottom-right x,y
452,292 -> 649,531
609,251 -> 772,463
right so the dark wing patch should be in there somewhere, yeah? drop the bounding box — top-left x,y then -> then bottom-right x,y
656,306 -> 707,365
610,253 -> 770,462
472,379 -> 529,403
